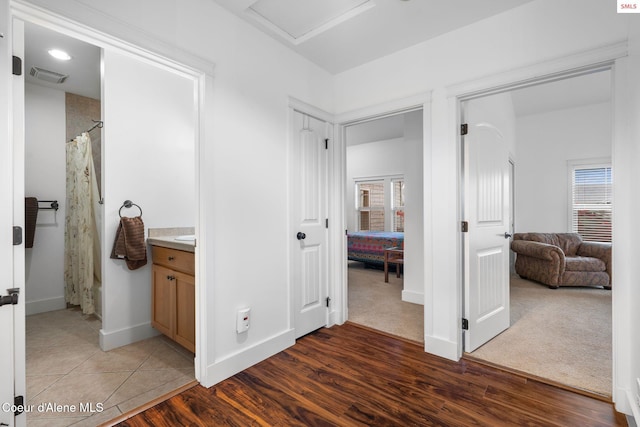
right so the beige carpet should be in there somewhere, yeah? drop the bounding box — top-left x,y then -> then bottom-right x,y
347,261 -> 423,343
470,276 -> 612,396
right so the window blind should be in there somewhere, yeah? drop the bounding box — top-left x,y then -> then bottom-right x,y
357,181 -> 384,231
392,179 -> 405,232
571,166 -> 612,242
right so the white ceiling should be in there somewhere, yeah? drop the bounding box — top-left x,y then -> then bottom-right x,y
24,22 -> 100,100
213,0 -> 534,74
22,2 -> 611,119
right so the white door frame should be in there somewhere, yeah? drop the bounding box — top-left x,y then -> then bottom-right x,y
332,93 -> 431,332
10,1 -> 213,386
448,42 -> 627,408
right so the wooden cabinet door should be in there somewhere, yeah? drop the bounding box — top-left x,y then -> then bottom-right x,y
152,264 -> 175,338
174,271 -> 196,353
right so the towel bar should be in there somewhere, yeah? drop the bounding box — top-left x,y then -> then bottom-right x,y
38,200 -> 59,211
119,200 -> 143,217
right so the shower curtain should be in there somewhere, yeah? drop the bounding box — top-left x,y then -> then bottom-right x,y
64,133 -> 101,315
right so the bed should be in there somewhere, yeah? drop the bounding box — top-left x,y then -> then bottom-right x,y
347,231 -> 404,266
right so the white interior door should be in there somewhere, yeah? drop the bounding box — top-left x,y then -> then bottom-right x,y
292,111 -> 329,338
0,13 -> 27,427
0,1 -> 15,423
463,101 -> 511,352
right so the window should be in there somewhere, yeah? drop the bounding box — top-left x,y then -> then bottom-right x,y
355,176 -> 404,232
357,181 -> 385,231
569,160 -> 612,242
392,179 -> 405,232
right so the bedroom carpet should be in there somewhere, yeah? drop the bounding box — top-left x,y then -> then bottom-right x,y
470,276 -> 612,397
347,261 -> 423,343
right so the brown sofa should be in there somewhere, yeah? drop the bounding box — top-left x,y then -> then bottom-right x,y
511,233 -> 612,289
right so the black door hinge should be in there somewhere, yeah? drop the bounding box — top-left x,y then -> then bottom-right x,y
461,221 -> 468,233
326,296 -> 331,308
325,138 -> 329,149
461,123 -> 468,136
12,56 -> 22,76
14,395 -> 24,415
325,218 -> 328,229
462,318 -> 469,330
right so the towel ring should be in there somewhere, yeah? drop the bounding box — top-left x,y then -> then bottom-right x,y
119,200 -> 143,218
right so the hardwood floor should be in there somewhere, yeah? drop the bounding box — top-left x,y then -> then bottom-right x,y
114,323 -> 627,426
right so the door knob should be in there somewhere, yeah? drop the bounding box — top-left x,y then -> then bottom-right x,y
504,232 -> 513,239
0,288 -> 19,307
296,232 -> 306,240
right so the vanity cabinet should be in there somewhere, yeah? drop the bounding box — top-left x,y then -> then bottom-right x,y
151,246 -> 195,352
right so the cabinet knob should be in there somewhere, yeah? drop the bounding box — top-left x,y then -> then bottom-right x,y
166,275 -> 175,281
168,256 -> 175,261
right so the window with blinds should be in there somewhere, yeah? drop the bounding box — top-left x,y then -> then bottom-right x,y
392,179 -> 405,232
570,163 -> 612,242
357,181 -> 385,231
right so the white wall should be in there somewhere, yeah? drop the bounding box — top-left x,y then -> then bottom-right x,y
346,110 -> 424,304
515,102 -> 612,233
335,0 -> 625,355
11,0 -> 640,417
332,0 -> 637,415
21,0 -> 333,383
24,83 -> 67,315
100,49 -> 196,350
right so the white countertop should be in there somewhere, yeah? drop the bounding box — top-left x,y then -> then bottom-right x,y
147,227 -> 196,253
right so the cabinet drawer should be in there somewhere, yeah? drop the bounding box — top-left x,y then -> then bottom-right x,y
152,246 -> 195,275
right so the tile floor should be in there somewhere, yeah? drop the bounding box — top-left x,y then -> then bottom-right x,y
26,307 -> 195,426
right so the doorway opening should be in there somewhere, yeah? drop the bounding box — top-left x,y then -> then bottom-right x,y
21,21 -> 198,425
461,68 -> 614,398
344,109 -> 425,343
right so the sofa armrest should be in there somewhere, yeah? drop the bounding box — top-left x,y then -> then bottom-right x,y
510,240 -> 565,262
577,241 -> 612,284
511,240 -> 565,286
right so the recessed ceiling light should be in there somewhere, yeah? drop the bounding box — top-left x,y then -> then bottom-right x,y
48,49 -> 71,61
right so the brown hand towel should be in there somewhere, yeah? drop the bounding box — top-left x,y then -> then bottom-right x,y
110,216 -> 147,270
25,197 -> 39,248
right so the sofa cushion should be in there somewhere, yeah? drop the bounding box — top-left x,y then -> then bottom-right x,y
565,256 -> 606,272
556,233 -> 583,256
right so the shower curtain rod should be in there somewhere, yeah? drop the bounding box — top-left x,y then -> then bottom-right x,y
69,120 -> 103,142
85,120 -> 103,133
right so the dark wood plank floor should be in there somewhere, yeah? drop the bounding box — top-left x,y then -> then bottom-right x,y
115,323 -> 627,426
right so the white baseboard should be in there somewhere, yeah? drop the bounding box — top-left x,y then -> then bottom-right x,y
625,389 -> 640,422
201,328 -> 295,388
99,321 -> 160,351
328,309 -> 343,327
424,334 -> 459,361
25,296 -> 66,315
402,290 -> 424,305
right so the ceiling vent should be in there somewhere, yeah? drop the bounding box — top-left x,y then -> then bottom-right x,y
29,66 -> 69,84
